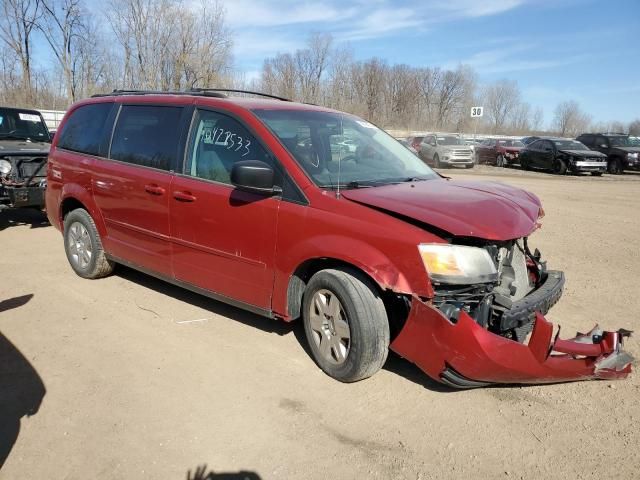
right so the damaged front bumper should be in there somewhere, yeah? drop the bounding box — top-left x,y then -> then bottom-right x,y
390,297 -> 633,388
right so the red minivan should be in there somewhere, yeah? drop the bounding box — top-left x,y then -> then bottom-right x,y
46,90 -> 632,388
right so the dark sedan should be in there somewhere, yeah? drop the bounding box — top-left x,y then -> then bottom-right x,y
519,138 -> 607,175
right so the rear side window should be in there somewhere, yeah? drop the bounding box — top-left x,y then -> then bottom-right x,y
57,103 -> 113,156
110,105 -> 183,171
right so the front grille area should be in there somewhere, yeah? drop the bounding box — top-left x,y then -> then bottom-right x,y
451,149 -> 472,157
16,157 -> 47,178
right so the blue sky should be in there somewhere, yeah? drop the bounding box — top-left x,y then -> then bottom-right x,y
225,0 -> 640,126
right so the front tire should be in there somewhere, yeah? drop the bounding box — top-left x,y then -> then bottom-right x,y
608,158 -> 623,174
553,158 -> 567,175
434,154 -> 441,168
63,208 -> 114,279
302,268 -> 390,383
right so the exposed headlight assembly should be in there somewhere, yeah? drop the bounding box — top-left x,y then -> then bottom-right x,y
0,159 -> 12,175
627,152 -> 638,160
419,244 -> 498,285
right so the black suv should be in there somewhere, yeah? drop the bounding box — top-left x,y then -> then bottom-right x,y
0,106 -> 51,210
576,133 -> 640,174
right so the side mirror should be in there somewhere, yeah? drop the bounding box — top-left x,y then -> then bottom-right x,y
231,160 -> 279,195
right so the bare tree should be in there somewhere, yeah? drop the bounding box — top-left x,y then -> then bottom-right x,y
0,0 -> 42,104
628,119 -> 640,136
39,0 -> 91,101
483,79 -> 521,134
531,107 -> 544,132
553,100 -> 591,137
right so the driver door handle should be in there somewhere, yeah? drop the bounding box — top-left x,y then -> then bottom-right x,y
173,191 -> 197,202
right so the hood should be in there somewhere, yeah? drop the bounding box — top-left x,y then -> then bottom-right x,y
559,149 -> 606,158
439,145 -> 471,151
614,147 -> 640,154
0,139 -> 50,156
341,179 -> 541,241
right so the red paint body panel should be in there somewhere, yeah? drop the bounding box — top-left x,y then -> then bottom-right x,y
169,175 -> 279,309
390,299 -> 631,385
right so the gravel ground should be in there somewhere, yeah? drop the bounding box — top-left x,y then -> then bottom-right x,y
1,165 -> 638,479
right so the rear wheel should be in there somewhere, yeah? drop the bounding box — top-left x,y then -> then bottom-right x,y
302,268 -> 390,383
553,158 -> 567,175
63,208 -> 114,279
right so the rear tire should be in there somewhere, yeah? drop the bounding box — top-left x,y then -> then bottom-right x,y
63,208 -> 114,279
302,268 -> 390,383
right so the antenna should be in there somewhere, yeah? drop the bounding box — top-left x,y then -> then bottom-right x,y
336,114 -> 343,199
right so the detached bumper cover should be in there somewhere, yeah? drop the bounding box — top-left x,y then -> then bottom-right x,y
390,298 -> 633,387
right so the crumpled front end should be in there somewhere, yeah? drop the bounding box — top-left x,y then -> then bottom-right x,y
390,297 -> 633,387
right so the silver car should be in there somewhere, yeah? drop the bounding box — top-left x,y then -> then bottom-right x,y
419,134 -> 474,168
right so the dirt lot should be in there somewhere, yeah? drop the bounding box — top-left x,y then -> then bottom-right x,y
1,166 -> 639,480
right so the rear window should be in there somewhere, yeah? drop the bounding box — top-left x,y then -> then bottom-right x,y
109,105 -> 183,171
57,103 -> 113,155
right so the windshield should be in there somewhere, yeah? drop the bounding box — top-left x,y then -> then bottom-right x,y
497,139 -> 524,147
253,109 -> 438,188
553,140 -> 588,151
437,136 -> 464,146
609,136 -> 631,147
0,108 -> 49,141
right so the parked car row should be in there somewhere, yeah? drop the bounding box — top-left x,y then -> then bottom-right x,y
402,131 -> 640,176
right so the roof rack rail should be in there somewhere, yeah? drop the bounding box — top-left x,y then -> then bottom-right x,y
189,88 -> 292,102
91,89 -> 228,98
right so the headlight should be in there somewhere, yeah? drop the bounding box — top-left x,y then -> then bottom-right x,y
0,159 -> 11,175
627,153 -> 638,160
418,244 -> 498,285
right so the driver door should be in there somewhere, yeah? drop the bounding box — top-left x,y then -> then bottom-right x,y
169,108 -> 281,310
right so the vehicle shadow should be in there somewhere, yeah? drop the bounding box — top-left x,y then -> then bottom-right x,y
116,267 -> 456,393
0,294 -> 46,470
186,464 -> 261,480
115,267 -> 293,336
0,208 -> 49,231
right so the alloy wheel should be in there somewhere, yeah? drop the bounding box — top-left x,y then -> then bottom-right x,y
308,289 -> 351,365
67,221 -> 93,270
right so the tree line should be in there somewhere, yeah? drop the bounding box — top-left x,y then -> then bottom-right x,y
1,0 -> 638,137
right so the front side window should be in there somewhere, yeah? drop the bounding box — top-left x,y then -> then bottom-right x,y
110,105 -> 183,170
254,109 -> 438,188
185,109 -> 272,185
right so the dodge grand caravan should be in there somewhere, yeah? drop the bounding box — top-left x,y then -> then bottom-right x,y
46,90 -> 632,388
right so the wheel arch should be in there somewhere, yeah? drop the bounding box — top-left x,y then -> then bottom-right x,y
59,184 -> 107,237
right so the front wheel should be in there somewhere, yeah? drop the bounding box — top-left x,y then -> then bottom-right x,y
302,268 -> 390,383
496,155 -> 505,167
553,158 -> 567,175
608,158 -> 623,174
433,154 -> 441,168
63,208 -> 114,279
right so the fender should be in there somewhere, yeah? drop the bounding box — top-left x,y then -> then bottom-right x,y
59,183 -> 107,237
272,234 -> 432,319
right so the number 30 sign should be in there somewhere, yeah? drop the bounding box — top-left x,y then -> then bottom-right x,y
470,106 -> 484,118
